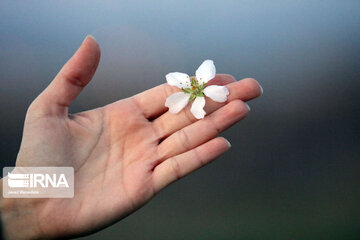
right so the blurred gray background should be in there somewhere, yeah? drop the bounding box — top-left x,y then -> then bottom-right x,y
1,0 -> 359,239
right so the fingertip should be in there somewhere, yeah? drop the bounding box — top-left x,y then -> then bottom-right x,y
218,137 -> 231,149
207,137 -> 232,157
82,35 -> 101,59
217,73 -> 236,82
77,35 -> 101,65
225,99 -> 250,118
230,78 -> 262,101
245,102 -> 251,111
86,34 -> 96,41
209,74 -> 236,85
245,78 -> 263,96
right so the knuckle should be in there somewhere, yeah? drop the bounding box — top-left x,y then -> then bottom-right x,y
183,107 -> 196,123
62,71 -> 87,88
153,120 -> 166,140
170,157 -> 182,180
193,147 -> 206,167
208,118 -> 222,135
177,129 -> 192,151
163,84 -> 177,98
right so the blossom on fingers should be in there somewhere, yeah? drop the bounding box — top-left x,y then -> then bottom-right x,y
165,60 -> 230,119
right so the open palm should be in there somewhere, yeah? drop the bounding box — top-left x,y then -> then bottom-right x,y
9,36 -> 262,239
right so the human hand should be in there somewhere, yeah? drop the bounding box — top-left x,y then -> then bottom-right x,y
0,36 -> 262,239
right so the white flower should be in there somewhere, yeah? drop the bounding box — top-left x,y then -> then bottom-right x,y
165,60 -> 229,119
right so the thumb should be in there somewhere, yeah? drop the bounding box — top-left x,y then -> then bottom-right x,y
31,35 -> 101,116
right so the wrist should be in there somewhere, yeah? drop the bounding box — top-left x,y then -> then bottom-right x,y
0,178 -> 43,240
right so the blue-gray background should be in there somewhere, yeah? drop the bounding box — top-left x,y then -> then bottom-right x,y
1,1 -> 359,239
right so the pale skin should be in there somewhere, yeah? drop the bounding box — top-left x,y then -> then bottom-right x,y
0,36 -> 262,239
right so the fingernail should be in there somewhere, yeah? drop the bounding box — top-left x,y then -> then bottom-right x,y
86,34 -> 96,41
245,103 -> 251,111
225,139 -> 231,148
259,85 -> 264,95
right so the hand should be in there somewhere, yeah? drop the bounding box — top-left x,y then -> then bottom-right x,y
0,36 -> 262,239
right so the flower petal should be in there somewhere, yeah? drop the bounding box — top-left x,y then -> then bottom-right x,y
166,72 -> 191,89
203,85 -> 229,102
165,92 -> 190,114
190,96 -> 206,119
195,60 -> 216,84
